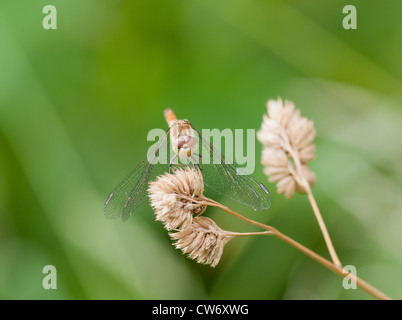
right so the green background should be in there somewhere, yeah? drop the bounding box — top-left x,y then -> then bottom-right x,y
1,0 -> 401,300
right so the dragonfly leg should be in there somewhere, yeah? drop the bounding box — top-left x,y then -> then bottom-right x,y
191,153 -> 203,171
186,158 -> 198,170
193,152 -> 202,159
169,154 -> 188,173
191,156 -> 203,172
169,154 -> 179,173
192,152 -> 202,164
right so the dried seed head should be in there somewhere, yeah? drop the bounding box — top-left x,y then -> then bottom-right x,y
170,216 -> 233,267
148,167 -> 207,230
257,98 -> 316,198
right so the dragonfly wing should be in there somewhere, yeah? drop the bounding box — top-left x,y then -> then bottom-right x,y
191,124 -> 271,211
220,162 -> 271,210
105,126 -> 172,221
121,161 -> 167,221
104,160 -> 150,220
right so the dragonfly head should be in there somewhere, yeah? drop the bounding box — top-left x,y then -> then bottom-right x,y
177,136 -> 198,158
171,120 -> 199,160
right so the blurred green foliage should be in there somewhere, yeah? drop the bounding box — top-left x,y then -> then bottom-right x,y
1,0 -> 402,300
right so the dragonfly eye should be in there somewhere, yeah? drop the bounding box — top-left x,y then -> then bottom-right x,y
176,136 -> 187,149
177,135 -> 197,148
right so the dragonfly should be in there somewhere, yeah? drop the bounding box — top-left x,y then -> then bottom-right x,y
105,109 -> 271,221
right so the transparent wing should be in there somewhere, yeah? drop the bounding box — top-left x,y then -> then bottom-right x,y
121,161 -> 167,221
104,160 -> 151,220
104,127 -> 171,221
191,124 -> 271,211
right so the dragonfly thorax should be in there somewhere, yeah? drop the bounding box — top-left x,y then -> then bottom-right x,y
175,136 -> 198,159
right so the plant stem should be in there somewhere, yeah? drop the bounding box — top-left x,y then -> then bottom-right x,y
229,231 -> 273,237
303,179 -> 342,267
205,199 -> 391,300
285,141 -> 342,267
